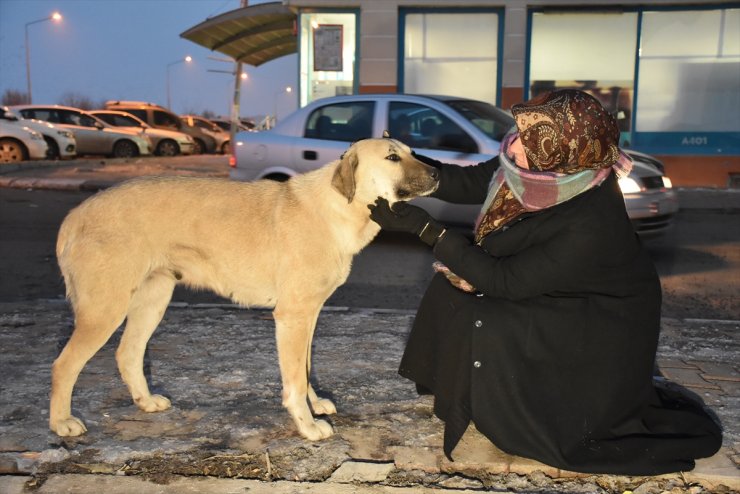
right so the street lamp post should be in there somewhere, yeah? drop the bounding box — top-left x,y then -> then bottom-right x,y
166,56 -> 192,109
273,86 -> 292,128
206,56 -> 248,150
25,11 -> 62,104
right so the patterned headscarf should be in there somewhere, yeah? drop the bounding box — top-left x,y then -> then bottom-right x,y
474,90 -> 632,244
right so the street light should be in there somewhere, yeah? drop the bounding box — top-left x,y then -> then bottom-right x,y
25,11 -> 63,104
273,86 -> 292,127
166,55 -> 192,109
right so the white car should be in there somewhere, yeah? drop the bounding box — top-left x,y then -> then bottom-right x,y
2,106 -> 76,159
11,105 -> 151,158
181,115 -> 230,154
232,94 -> 678,235
90,110 -> 195,156
0,120 -> 48,163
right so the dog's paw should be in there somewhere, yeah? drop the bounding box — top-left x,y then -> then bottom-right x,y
135,394 -> 171,413
50,416 -> 87,437
301,419 -> 334,441
311,398 -> 337,416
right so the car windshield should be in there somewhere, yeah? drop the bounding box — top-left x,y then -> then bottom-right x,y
445,99 -> 515,141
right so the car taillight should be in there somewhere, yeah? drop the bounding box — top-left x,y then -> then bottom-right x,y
229,154 -> 236,168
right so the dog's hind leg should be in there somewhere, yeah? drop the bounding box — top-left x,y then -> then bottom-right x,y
50,300 -> 128,437
116,271 -> 175,414
274,304 -> 333,441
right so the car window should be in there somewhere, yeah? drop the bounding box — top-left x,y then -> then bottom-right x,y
57,110 -> 83,126
387,102 -> 478,153
79,114 -> 100,128
445,99 -> 515,142
20,109 -> 56,123
153,110 -> 180,129
305,102 -> 374,142
125,109 -> 148,122
107,114 -> 139,127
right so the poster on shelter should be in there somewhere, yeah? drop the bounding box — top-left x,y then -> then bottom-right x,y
314,24 -> 343,72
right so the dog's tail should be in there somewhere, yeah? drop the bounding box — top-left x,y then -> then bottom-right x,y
56,210 -> 81,304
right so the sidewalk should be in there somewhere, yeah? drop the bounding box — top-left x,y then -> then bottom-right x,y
0,301 -> 737,493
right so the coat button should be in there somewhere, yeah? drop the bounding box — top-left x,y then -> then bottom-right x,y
474,320 -> 482,328
473,361 -> 482,368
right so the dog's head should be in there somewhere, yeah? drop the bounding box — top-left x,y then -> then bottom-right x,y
331,138 -> 439,204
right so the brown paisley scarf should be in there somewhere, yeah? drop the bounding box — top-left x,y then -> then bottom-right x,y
474,89 -> 632,244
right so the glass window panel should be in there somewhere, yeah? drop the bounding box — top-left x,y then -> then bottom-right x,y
299,12 -> 356,107
640,10 -> 721,57
723,9 -> 740,56
403,12 -> 499,105
530,12 -> 637,81
636,8 -> 740,132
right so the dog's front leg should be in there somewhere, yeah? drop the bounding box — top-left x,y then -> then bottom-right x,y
274,306 -> 333,441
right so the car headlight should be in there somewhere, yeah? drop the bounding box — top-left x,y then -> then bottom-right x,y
618,176 -> 642,194
662,176 -> 673,189
58,130 -> 74,139
24,128 -> 44,140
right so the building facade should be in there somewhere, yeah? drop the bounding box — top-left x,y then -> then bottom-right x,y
284,0 -> 740,187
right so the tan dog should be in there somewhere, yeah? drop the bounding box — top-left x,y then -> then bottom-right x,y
50,138 -> 439,441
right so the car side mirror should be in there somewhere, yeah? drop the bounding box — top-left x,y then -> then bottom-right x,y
95,121 -> 104,130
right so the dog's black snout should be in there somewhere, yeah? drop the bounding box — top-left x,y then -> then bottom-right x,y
429,167 -> 440,181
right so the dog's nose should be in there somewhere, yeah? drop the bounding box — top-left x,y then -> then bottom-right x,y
429,167 -> 440,181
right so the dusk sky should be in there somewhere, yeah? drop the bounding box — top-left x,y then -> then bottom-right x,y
0,0 -> 298,120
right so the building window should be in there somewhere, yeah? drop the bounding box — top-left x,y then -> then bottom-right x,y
401,9 -> 502,106
527,6 -> 739,155
529,11 -> 638,144
635,7 -> 740,153
299,11 -> 357,106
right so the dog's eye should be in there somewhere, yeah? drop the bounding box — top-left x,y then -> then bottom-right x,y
386,153 -> 401,162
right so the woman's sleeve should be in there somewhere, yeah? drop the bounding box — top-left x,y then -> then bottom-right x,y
431,222 -> 599,300
414,153 -> 499,205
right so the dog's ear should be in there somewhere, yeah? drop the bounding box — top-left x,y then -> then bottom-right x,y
332,146 -> 358,203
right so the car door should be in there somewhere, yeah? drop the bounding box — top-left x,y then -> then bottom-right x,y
56,109 -> 111,155
292,100 -> 376,173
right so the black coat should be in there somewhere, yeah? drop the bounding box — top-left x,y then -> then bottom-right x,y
399,157 -> 722,475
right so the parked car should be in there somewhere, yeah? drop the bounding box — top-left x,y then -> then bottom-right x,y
11,105 -> 151,158
181,115 -> 230,154
104,101 -> 216,154
90,110 -> 195,156
0,119 -> 48,163
231,94 -> 678,235
1,106 -> 76,159
211,117 -> 253,134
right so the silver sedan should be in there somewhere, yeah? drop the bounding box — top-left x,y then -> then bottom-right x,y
232,94 -> 678,235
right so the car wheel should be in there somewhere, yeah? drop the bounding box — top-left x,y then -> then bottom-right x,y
0,138 -> 28,163
43,136 -> 60,159
156,139 -> 179,156
221,141 -> 231,154
193,138 -> 205,155
265,173 -> 290,182
112,140 -> 138,158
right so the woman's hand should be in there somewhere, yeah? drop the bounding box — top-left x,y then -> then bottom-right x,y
368,197 -> 446,246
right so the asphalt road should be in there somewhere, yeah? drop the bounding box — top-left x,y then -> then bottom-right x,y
1,186 -> 738,320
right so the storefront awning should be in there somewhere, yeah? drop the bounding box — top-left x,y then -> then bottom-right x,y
180,2 -> 297,67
